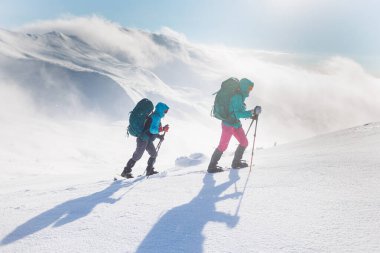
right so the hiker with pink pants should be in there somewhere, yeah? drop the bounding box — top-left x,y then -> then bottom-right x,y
208,78 -> 261,173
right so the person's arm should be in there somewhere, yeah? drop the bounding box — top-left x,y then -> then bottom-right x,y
231,95 -> 253,119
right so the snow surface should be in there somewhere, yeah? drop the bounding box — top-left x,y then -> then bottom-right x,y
1,122 -> 380,252
1,16 -> 380,252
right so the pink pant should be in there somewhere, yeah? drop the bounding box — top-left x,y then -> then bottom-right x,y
217,123 -> 248,152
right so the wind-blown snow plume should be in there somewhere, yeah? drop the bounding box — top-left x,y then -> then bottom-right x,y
1,15 -> 380,151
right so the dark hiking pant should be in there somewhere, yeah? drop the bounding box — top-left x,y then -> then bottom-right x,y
131,137 -> 157,162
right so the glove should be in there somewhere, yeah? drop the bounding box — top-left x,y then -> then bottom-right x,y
162,124 -> 169,132
252,106 -> 262,116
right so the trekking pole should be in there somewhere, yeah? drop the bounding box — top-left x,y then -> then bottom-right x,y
249,117 -> 259,172
246,106 -> 261,136
245,117 -> 255,137
142,132 -> 167,177
156,132 -> 166,153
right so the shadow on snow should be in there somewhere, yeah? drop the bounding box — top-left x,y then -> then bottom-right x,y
1,179 -> 140,245
136,169 -> 243,253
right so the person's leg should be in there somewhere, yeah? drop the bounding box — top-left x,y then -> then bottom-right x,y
145,140 -> 157,159
231,127 -> 249,168
217,123 -> 234,152
121,138 -> 148,178
121,159 -> 136,178
145,141 -> 158,175
208,124 -> 233,173
132,138 -> 149,161
232,127 -> 249,148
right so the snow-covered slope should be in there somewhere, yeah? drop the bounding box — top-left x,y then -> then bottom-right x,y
1,16 -> 380,146
1,16 -> 380,252
0,21 -> 221,180
1,122 -> 379,252
0,28 -> 207,120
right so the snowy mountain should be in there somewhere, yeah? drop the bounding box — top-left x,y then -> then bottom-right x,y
1,16 -> 380,146
0,16 -> 380,252
0,21 -> 221,181
1,122 -> 379,252
0,28 -> 207,120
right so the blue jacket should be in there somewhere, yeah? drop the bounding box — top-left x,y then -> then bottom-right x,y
222,78 -> 254,128
140,102 -> 169,141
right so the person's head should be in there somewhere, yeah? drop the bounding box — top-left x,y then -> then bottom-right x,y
239,78 -> 254,97
155,102 -> 169,117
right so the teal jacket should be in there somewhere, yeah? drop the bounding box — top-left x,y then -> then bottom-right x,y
140,102 -> 169,141
222,79 -> 254,128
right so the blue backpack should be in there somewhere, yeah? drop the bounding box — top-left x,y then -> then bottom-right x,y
127,98 -> 154,137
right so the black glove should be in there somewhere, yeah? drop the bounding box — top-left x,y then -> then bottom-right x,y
251,114 -> 258,120
253,105 -> 262,115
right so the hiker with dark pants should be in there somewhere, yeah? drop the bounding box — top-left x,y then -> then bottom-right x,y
208,78 -> 261,173
121,101 -> 169,178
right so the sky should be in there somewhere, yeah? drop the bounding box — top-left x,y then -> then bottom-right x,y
0,0 -> 379,74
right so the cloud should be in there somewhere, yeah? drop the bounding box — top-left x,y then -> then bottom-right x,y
203,50 -> 380,142
3,15 -> 380,146
17,15 -> 177,69
0,79 -> 37,120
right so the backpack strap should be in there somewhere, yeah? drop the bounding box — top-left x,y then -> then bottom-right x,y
143,116 -> 152,131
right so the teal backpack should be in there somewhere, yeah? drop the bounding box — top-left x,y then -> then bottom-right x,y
212,77 -> 240,123
127,98 -> 154,137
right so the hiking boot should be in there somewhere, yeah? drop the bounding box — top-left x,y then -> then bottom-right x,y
231,160 -> 248,169
146,157 -> 158,176
231,145 -> 248,169
121,172 -> 134,178
146,168 -> 159,176
207,149 -> 223,173
121,159 -> 136,178
207,166 -> 224,173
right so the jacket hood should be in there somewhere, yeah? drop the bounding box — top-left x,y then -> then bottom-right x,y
239,78 -> 254,97
154,102 -> 169,117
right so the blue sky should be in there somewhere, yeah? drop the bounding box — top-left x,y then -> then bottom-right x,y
1,0 -> 379,73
